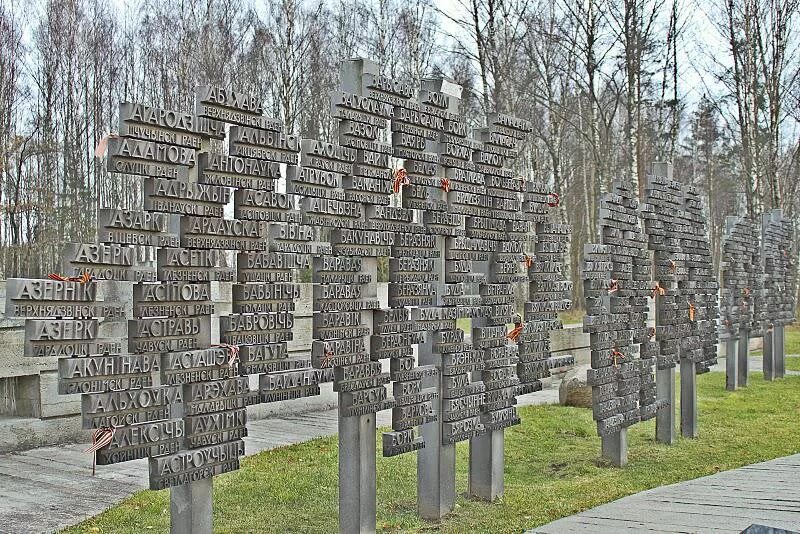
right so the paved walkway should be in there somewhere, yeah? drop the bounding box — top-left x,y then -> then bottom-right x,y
0,385 -> 559,533
531,454 -> 800,533
711,356 -> 800,377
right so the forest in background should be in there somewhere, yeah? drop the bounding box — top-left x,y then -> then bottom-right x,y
0,0 -> 799,308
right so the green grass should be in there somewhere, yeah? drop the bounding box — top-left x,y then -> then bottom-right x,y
787,357 -> 800,371
456,317 -> 471,331
65,372 -> 800,534
558,308 -> 584,325
763,324 -> 800,357
785,324 -> 800,354
739,324 -> 799,358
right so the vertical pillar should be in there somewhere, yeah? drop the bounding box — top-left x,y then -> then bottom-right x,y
775,324 -> 785,378
468,256 -> 504,502
680,358 -> 697,438
601,429 -> 627,467
417,338 -> 456,519
339,413 -> 376,534
170,133 -> 214,534
655,366 -> 675,444
725,338 -> 738,391
417,424 -> 456,519
737,330 -> 749,386
654,283 -> 675,445
170,478 -> 213,534
417,234 -> 455,520
468,428 -> 504,500
763,327 -> 775,381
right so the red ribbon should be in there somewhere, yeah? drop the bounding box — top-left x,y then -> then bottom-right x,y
611,348 -> 625,367
440,177 -> 451,192
547,192 -> 560,207
648,327 -> 655,340
688,301 -> 696,321
668,259 -> 677,274
392,168 -> 409,194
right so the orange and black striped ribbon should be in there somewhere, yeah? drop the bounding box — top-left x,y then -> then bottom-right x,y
213,343 -> 240,367
651,282 -> 666,298
607,279 -> 619,294
392,168 -> 409,194
522,254 -> 534,269
506,324 -> 524,342
321,342 -> 335,368
85,426 -> 117,476
48,272 -> 92,283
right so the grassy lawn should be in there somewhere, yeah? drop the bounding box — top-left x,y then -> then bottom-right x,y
784,324 -> 800,354
558,308 -> 584,325
66,372 -> 800,534
740,324 -> 799,358
787,357 -> 800,371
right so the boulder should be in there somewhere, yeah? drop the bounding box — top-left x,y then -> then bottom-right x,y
559,364 -> 592,408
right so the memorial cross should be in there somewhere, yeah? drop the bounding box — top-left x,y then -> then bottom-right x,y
583,180 -> 657,466
719,216 -> 759,388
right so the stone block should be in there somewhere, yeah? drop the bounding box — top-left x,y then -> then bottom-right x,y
39,370 -> 81,418
559,364 -> 592,408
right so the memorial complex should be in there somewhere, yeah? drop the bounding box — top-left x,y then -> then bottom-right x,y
0,50 -> 796,533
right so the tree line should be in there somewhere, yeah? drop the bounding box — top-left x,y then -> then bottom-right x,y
1,0 -> 798,308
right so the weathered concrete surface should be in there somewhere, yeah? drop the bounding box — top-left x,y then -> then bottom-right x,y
0,383 -> 559,533
551,322 -> 589,365
531,454 -> 800,533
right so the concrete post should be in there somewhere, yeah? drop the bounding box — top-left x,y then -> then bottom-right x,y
417,235 -> 455,520
725,338 -> 738,391
417,345 -> 456,519
339,413 -> 377,534
737,330 -> 749,387
763,327 -> 775,381
468,428 -> 504,500
655,366 -> 675,444
680,358 -> 697,438
169,135 -> 216,534
170,478 -> 213,534
468,255 -> 504,502
775,324 -> 785,378
601,429 -> 627,467
655,281 -> 675,445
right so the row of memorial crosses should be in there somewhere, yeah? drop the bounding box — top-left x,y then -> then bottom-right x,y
9,55 -> 793,533
7,57 -> 574,532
